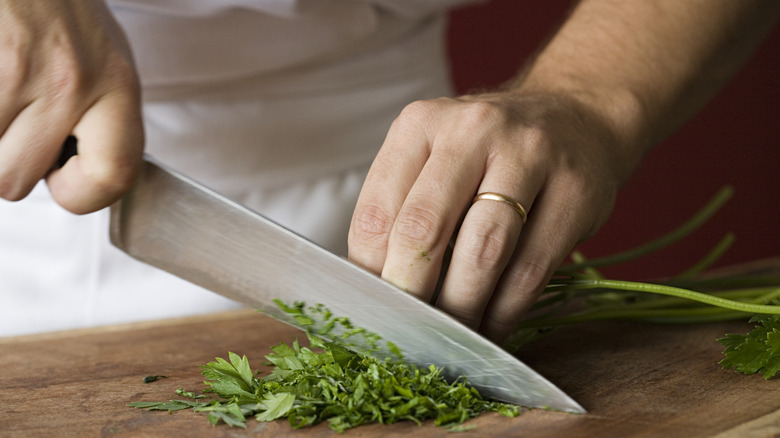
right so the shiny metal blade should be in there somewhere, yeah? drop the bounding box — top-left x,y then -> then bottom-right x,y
109,158 -> 585,413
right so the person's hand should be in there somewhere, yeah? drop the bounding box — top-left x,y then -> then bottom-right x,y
348,91 -> 642,342
0,0 -> 144,214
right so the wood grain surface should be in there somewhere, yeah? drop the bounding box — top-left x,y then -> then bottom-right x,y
2,309 -> 778,437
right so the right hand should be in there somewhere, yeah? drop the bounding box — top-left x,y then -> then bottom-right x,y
0,0 -> 144,214
348,90 -> 636,343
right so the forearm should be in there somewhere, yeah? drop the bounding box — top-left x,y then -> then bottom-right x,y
514,0 -> 780,165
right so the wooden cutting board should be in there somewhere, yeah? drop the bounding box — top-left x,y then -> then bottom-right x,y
1,308 -> 778,437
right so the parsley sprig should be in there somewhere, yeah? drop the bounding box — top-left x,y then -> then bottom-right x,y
504,186 -> 780,379
717,311 -> 780,379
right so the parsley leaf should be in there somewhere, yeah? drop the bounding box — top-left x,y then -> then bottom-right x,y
718,314 -> 780,379
255,393 -> 296,422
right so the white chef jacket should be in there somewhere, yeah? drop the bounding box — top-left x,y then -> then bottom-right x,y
0,0 -> 479,336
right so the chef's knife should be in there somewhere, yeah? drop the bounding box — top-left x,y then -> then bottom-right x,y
109,157 -> 585,413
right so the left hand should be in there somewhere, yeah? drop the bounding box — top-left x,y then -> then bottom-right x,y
348,90 -> 639,342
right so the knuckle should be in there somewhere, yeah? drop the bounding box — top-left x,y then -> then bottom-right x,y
507,247 -> 556,293
0,28 -> 32,85
398,100 -> 436,120
0,52 -> 29,92
459,101 -> 505,131
349,203 -> 394,246
84,159 -> 138,199
516,127 -> 555,162
40,49 -> 140,105
393,204 -> 442,250
40,49 -> 89,100
456,221 -> 513,272
102,54 -> 141,95
391,99 -> 440,132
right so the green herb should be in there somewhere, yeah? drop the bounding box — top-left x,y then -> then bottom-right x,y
270,299 -> 389,356
143,375 -> 167,383
717,312 -> 780,379
128,399 -> 203,411
504,186 -> 780,379
129,302 -> 521,432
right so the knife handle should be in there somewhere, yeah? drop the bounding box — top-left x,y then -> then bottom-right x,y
56,135 -> 78,169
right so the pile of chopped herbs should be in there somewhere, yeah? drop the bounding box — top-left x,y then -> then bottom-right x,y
129,301 -> 521,432
502,186 -> 780,379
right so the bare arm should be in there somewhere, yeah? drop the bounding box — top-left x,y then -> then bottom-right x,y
518,0 -> 780,156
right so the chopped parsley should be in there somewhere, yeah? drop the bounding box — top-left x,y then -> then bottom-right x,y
143,375 -> 167,383
128,301 -> 521,432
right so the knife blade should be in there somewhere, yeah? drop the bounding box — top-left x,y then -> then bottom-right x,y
109,157 -> 585,413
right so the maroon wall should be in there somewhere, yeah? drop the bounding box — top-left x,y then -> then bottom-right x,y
447,0 -> 779,280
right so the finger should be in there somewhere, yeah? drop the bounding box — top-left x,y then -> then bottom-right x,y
0,78 -> 27,138
479,181 -> 609,342
46,88 -> 144,214
0,99 -> 79,201
379,137 -> 487,301
434,162 -> 543,329
348,102 -> 435,274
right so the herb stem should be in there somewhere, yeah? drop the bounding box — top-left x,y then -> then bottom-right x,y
568,251 -> 604,279
515,306 -> 747,327
555,279 -> 780,314
673,232 -> 735,279
585,286 -> 780,311
558,186 -> 733,272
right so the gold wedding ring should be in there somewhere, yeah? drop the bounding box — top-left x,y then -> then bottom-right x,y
472,192 -> 528,224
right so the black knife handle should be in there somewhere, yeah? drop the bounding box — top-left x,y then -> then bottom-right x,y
56,135 -> 78,169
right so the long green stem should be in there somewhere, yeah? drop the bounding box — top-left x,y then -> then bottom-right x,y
517,287 -> 780,328
557,279 -> 780,314
665,273 -> 780,291
559,186 -> 733,271
604,286 -> 780,310
673,232 -> 735,279
568,251 -> 604,279
534,284 -> 777,317
515,306 -> 745,327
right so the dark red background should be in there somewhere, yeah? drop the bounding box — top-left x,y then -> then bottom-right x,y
446,1 -> 779,280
